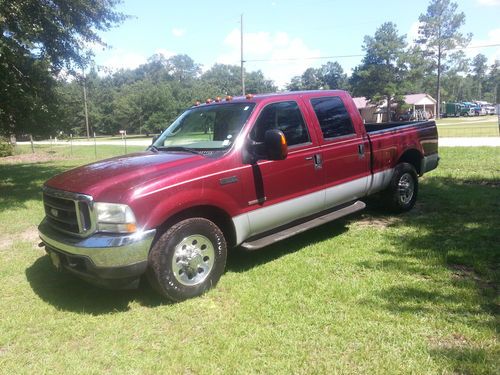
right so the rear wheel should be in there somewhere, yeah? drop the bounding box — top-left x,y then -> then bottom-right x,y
383,162 -> 418,212
147,218 -> 227,301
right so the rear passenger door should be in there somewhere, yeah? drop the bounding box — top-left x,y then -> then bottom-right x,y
243,100 -> 325,237
307,95 -> 371,209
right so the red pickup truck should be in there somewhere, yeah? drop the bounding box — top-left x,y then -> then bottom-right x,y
38,90 -> 439,301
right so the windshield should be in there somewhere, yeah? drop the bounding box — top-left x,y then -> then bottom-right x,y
153,102 -> 256,151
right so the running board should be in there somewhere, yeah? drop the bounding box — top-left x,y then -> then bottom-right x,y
241,200 -> 366,250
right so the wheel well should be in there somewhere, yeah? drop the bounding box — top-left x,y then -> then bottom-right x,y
398,149 -> 422,175
156,206 -> 237,248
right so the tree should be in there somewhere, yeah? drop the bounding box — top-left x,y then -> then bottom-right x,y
471,54 -> 488,99
201,64 -> 242,96
318,61 -> 348,90
168,54 -> 201,82
0,0 -> 125,136
417,0 -> 471,117
350,22 -> 407,122
286,61 -> 348,91
245,70 -> 277,94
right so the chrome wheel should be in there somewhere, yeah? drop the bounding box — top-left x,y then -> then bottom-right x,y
171,234 -> 215,286
398,172 -> 415,205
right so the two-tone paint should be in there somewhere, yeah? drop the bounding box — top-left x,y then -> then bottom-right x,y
40,90 -> 439,281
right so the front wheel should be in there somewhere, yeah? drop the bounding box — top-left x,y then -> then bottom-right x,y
147,218 -> 227,301
383,162 -> 419,213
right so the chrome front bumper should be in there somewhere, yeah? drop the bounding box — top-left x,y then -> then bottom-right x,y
38,218 -> 156,269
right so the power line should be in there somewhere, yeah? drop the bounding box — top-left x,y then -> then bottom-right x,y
245,43 -> 500,64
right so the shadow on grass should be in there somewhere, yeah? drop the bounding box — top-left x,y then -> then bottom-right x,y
356,175 -> 499,373
227,220 -> 349,273
25,256 -> 167,314
0,162 -> 68,210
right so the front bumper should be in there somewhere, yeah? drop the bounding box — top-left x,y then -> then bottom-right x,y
38,218 -> 156,287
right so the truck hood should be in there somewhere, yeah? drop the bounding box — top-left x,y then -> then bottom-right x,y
45,151 -> 205,201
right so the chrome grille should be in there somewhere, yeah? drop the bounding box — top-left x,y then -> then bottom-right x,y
42,187 -> 95,236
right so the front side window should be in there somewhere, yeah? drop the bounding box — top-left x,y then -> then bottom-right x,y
153,103 -> 255,150
311,97 -> 355,139
250,101 -> 310,146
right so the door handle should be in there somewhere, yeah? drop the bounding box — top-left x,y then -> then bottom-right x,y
305,154 -> 322,170
358,144 -> 365,159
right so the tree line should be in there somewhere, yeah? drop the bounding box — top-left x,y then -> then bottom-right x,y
1,0 -> 499,139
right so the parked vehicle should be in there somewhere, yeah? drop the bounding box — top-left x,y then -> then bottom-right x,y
443,102 -> 464,117
38,90 -> 439,301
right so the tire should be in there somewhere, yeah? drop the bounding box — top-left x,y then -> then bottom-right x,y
383,162 -> 418,213
147,218 -> 227,301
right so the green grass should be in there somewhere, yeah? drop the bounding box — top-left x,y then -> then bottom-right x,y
436,116 -> 499,137
0,146 -> 499,374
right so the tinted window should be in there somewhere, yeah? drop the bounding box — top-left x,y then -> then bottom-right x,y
311,97 -> 355,139
250,101 -> 310,146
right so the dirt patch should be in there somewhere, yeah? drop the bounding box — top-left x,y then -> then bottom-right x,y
355,215 -> 402,228
428,333 -> 469,350
0,152 -> 66,165
461,179 -> 500,188
0,238 -> 13,251
0,226 -> 40,251
449,264 -> 497,295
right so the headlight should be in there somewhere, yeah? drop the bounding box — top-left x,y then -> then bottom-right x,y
94,202 -> 137,233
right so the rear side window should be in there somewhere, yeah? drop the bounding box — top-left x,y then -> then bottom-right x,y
311,97 -> 355,139
250,101 -> 310,146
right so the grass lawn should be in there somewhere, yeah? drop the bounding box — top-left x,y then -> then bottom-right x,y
436,116 -> 499,137
0,146 -> 499,374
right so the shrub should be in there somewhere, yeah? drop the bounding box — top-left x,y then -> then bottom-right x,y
0,137 -> 13,157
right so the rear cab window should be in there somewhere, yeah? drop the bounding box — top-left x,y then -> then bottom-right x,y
310,96 -> 355,140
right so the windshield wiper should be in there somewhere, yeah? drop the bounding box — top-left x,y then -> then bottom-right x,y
159,146 -> 201,154
147,144 -> 159,153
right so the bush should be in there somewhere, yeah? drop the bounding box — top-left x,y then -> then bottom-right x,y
0,137 -> 14,157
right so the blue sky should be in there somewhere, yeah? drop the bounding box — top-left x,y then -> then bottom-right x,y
92,0 -> 500,87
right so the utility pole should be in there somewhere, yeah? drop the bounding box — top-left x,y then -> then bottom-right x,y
82,68 -> 90,140
240,13 -> 245,96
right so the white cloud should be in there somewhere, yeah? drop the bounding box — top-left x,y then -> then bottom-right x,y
101,49 -> 147,72
172,28 -> 186,37
468,28 -> 500,63
476,0 -> 500,5
155,48 -> 175,59
407,21 -> 422,45
217,29 -> 322,88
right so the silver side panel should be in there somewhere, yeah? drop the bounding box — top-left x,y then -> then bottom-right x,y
421,153 -> 439,175
325,176 -> 370,209
366,169 -> 394,195
232,170 -> 396,245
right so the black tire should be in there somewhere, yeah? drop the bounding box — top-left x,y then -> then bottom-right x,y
383,162 -> 418,213
147,218 -> 227,301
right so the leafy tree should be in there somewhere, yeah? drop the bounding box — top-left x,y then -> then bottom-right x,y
483,60 -> 499,104
471,54 -> 488,99
0,0 -> 125,137
245,70 -> 277,94
417,0 -> 471,117
350,22 -> 407,121
168,54 -> 201,82
286,61 -> 348,91
202,64 -> 242,96
318,61 -> 348,90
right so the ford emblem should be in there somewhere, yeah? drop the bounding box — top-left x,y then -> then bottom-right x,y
51,208 -> 59,217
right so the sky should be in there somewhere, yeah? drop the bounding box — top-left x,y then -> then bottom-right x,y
91,0 -> 500,87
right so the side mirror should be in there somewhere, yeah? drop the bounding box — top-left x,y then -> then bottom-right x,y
264,129 -> 288,160
151,135 -> 159,144
245,129 -> 288,163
